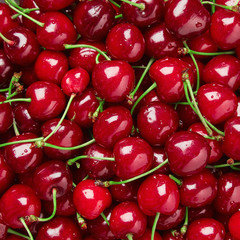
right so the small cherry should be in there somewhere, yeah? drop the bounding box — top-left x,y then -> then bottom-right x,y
228,211 -> 240,240
34,0 -> 74,11
137,229 -> 163,240
0,95 -> 13,134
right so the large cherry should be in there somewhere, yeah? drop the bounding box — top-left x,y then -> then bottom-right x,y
34,0 -> 74,11
228,211 -> 240,240
0,95 -> 13,134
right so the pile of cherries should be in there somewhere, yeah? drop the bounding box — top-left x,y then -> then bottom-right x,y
1,0 -> 240,239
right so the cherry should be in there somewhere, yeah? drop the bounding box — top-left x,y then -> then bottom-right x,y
113,137 -> 153,180
37,12 -> 77,51
197,83 -> 238,124
137,174 -> 180,216
228,211 -> 240,240
34,0 -> 74,11
0,95 -> 13,134
36,217 -> 82,240
0,184 -> 41,229
186,218 -> 225,240
188,205 -> 214,223
0,212 -> 7,240
106,23 -> 145,63
137,101 -> 179,146
32,160 -> 73,201
73,179 -> 112,220
109,201 -> 147,239
163,231 -> 185,240
73,0 -> 115,41
137,229 -> 163,240
34,50 -> 69,85
152,147 -> 170,174
20,65 -> 39,87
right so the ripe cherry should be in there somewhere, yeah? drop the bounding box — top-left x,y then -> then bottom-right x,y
228,211 -> 240,240
34,0 -> 74,11
137,229 -> 163,240
0,95 -> 13,134
0,212 -> 7,240
188,205 -> 214,223
152,147 -> 170,174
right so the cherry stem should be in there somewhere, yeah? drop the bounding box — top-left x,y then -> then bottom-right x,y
131,82 -> 157,115
0,137 -> 43,148
43,94 -> 76,142
211,0 -> 216,13
72,182 -> 77,188
4,0 -> 24,11
0,98 -> 31,104
13,118 -> 20,136
95,52 -> 101,64
180,207 -> 188,235
129,58 -> 155,100
201,1 -> 233,10
206,162 -> 240,169
120,0 -> 145,10
0,88 -> 9,92
115,13 -> 123,19
101,212 -> 110,226
187,48 -> 235,56
132,66 -> 147,69
7,228 -> 30,239
76,212 -> 87,230
19,217 -> 34,240
8,72 -> 21,95
12,7 -> 39,19
169,174 -> 182,186
108,0 -> 121,8
230,165 -> 240,171
64,44 -> 111,61
126,234 -> 134,240
151,212 -> 160,240
0,32 -> 15,45
68,155 -> 115,166
92,99 -> 105,121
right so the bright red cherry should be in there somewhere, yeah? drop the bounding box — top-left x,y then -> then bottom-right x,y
228,211 -> 240,240
34,0 -> 74,11
137,229 -> 163,240
152,147 -> 170,174
0,95 -> 13,134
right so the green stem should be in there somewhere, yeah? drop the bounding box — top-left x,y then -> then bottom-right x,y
0,98 -> 31,104
126,234 -> 134,240
95,52 -> 101,64
0,137 -> 43,148
230,165 -> 240,171
120,0 -> 145,10
108,0 -> 121,8
8,72 -> 22,97
151,212 -> 160,240
12,7 -> 39,19
92,99 -> 105,120
115,13 -> 123,19
64,44 -> 111,61
206,162 -> 240,169
68,155 -> 115,166
201,1 -> 233,10
211,0 -> 216,14
72,182 -> 77,188
19,218 -> 34,240
7,228 -> 30,239
5,0 -> 25,10
0,32 -> 15,45
188,49 -> 235,56
7,91 -> 19,100
76,212 -> 87,230
169,174 -> 182,186
13,119 -> 20,136
132,66 -> 147,69
101,212 -> 110,226
180,207 -> 188,235
0,88 -> 9,92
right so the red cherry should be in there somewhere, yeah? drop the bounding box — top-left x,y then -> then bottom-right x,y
20,65 -> 39,87
0,212 -> 7,240
34,0 -> 74,11
137,228 -> 163,240
188,205 -> 214,223
0,95 -> 13,134
152,147 -> 170,175
228,211 -> 240,240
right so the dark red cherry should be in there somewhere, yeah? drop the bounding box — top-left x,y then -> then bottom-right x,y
152,147 -> 170,174
110,201 -> 147,239
36,217 -> 82,240
197,83 -> 238,124
4,26 -> 40,66
0,95 -> 13,134
73,0 -> 115,41
34,50 -> 69,85
164,0 -> 210,39
137,101 -> 179,146
37,12 -> 77,51
137,229 -> 163,240
228,211 -> 240,240
93,106 -> 133,149
165,131 -> 210,176
210,9 -> 240,50
188,205 -> 214,223
0,184 -> 41,229
186,218 -> 225,240
106,23 -> 145,63
73,179 -> 112,220
33,160 -> 73,201
34,0 -> 74,11
113,137 -> 153,180
4,133 -> 43,174
25,81 -> 66,121
21,65 -> 39,87
137,174 -> 180,216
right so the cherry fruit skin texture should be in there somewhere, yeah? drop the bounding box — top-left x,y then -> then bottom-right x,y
152,147 -> 170,174
113,137 -> 153,180
73,0 -> 115,41
92,60 -> 135,103
222,116 -> 240,161
149,57 -> 194,103
186,218 -> 225,240
137,174 -> 180,216
36,217 -> 82,240
4,26 -> 40,66
93,106 -> 133,149
210,9 -> 240,50
73,179 -> 112,220
34,0 -> 74,11
33,160 -> 73,201
144,23 -> 182,59
0,184 -> 41,229
202,55 -> 240,91
34,50 -> 69,85
164,0 -> 210,39
137,101 -> 179,146
165,131 -> 210,177
25,81 -> 66,121
4,133 -> 43,174
37,12 -> 77,51
228,211 -> 240,240
137,229 -> 163,240
109,201 -> 147,239
0,95 -> 13,134
188,205 -> 214,223
197,83 -> 238,125
106,23 -> 145,63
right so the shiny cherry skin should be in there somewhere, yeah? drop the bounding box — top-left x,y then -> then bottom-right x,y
113,137 -> 153,180
93,106 -> 133,149
34,0 -> 74,11
33,160 -> 73,201
61,67 -> 90,96
138,174 -> 180,216
110,201 -> 147,239
4,133 -> 43,174
0,184 -> 41,229
67,88 -> 99,128
0,95 -> 13,134
186,218 -> 225,240
164,0 -> 210,39
92,60 -> 135,103
197,83 -> 238,125
202,55 -> 240,91
152,147 -> 170,174
228,211 -> 240,240
73,0 -> 115,41
165,131 -> 210,176
73,179 -> 112,220
36,217 -> 82,240
144,23 -> 182,59
137,229 -> 163,240
106,23 -> 145,63
149,57 -> 194,103
81,143 -> 115,180
188,205 -> 214,223
222,116 -> 240,160
37,12 -> 77,51
26,81 -> 66,121
163,231 -> 185,240
214,172 -> 240,215
34,50 -> 69,85
137,101 -> 179,146
210,9 -> 240,50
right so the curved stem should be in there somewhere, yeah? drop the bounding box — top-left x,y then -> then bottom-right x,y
230,165 -> 240,171
108,0 -> 121,8
201,1 -> 233,10
151,212 -> 160,240
68,155 -> 115,166
120,0 -> 145,10
12,7 -> 39,19
126,234 -> 134,240
180,207 -> 188,235
0,137 -> 43,148
0,32 -> 15,45
7,228 -> 30,239
169,174 -> 182,186
7,91 -> 19,100
13,119 -> 20,136
0,98 -> 31,104
188,49 -> 235,56
8,72 -> 22,96
4,0 -> 24,11
95,52 -> 101,64
101,212 -> 110,226
92,99 -> 105,120
206,162 -> 240,169
19,218 -> 34,240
